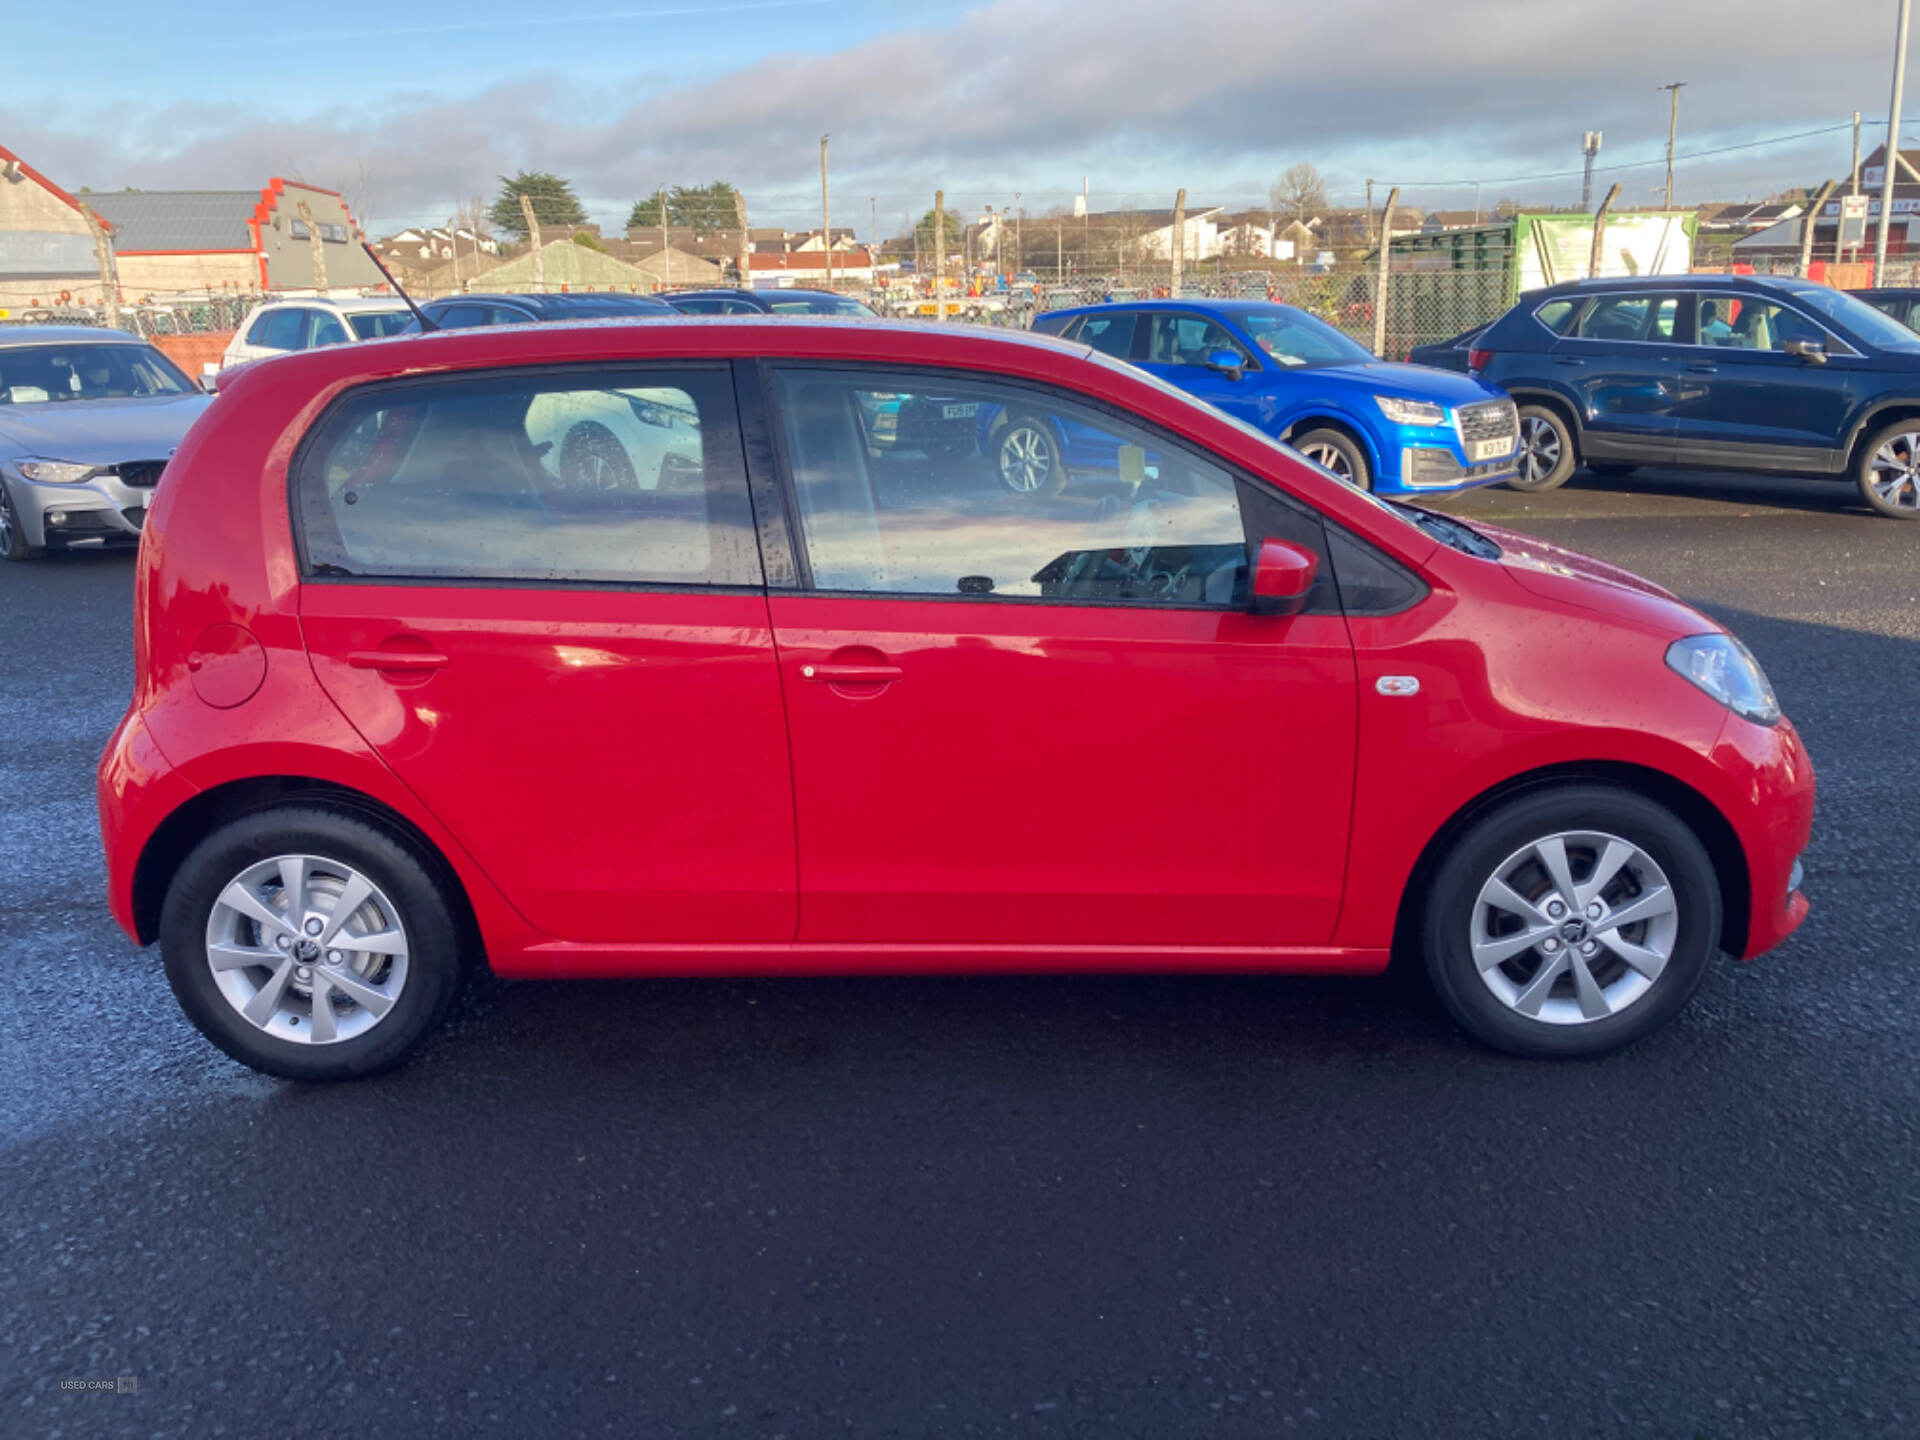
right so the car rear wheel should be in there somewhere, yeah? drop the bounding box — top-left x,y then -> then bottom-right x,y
160,806 -> 469,1081
1855,421 -> 1920,520
994,412 -> 1067,497
0,483 -> 44,561
1508,406 -> 1578,492
1291,427 -> 1372,491
1418,785 -> 1721,1058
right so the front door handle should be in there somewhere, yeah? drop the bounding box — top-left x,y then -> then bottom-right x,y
1686,362 -> 1718,374
347,649 -> 449,672
801,663 -> 903,685
1553,357 -> 1586,367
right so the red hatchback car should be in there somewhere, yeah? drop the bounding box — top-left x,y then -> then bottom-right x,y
98,319 -> 1813,1079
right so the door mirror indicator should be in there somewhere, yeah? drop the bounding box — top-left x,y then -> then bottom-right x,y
1250,538 -> 1318,617
1783,337 -> 1828,365
1203,349 -> 1245,381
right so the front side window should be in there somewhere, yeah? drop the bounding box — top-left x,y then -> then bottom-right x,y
428,304 -> 492,329
295,367 -> 757,586
348,311 -> 413,340
773,367 -> 1250,607
252,308 -> 308,351
1573,294 -> 1680,343
311,312 -> 351,348
1144,313 -> 1253,369
1696,296 -> 1829,352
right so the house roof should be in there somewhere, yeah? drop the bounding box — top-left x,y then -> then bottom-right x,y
86,191 -> 259,252
0,144 -> 110,233
748,248 -> 875,272
464,240 -> 658,290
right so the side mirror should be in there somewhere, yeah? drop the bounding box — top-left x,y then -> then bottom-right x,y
1203,348 -> 1245,381
1250,537 -> 1319,617
1783,337 -> 1828,365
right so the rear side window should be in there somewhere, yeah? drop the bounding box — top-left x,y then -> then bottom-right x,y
428,304 -> 492,329
1029,312 -> 1079,339
293,367 -> 758,586
249,308 -> 308,350
348,311 -> 413,340
311,312 -> 350,347
1077,312 -> 1137,358
1572,294 -> 1679,343
1533,299 -> 1581,335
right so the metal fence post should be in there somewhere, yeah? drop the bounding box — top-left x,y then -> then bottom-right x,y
1798,180 -> 1837,277
296,201 -> 328,293
1170,189 -> 1186,298
1371,187 -> 1398,357
518,193 -> 545,293
1588,183 -> 1621,278
735,189 -> 752,290
81,205 -> 122,331
934,190 -> 947,323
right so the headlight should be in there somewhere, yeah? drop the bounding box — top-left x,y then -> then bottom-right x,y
15,459 -> 98,484
1666,633 -> 1780,726
1374,395 -> 1447,427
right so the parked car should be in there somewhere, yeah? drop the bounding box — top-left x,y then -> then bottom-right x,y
0,326 -> 210,560
663,288 -> 876,317
100,317 -> 1813,1079
1472,274 -> 1920,518
1031,299 -> 1519,494
404,292 -> 674,330
220,298 -> 413,371
1406,325 -> 1486,373
1849,286 -> 1920,332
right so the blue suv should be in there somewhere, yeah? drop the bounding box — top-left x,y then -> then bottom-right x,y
1471,273 -> 1920,519
1030,299 -> 1519,494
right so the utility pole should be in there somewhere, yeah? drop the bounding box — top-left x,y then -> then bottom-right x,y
820,135 -> 832,291
933,189 -> 946,322
734,188 -> 751,291
869,194 -> 877,263
1660,83 -> 1686,209
80,204 -> 121,329
1799,179 -> 1837,277
1365,178 -> 1375,243
1371,186 -> 1397,357
1877,0 -> 1912,281
1473,182 -> 1482,224
518,192 -> 544,293
1170,188 -> 1186,298
1581,132 -> 1603,211
1014,191 -> 1022,279
1852,110 -> 1864,194
296,200 -> 328,293
660,183 -> 669,291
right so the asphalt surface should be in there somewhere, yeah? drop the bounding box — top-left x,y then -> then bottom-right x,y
2,466 -> 1916,1438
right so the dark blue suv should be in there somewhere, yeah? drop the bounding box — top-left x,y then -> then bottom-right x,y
1472,274 -> 1920,519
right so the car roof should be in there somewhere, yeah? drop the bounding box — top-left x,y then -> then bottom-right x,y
254,296 -> 409,311
0,325 -> 155,348
434,292 -> 672,313
1528,273 -> 1821,297
1035,298 -> 1305,322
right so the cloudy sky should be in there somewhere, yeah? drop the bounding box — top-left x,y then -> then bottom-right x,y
4,0 -> 1913,236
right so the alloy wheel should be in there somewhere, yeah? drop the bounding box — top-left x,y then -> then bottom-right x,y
0,486 -> 15,554
204,854 -> 411,1045
998,425 -> 1054,492
1518,415 -> 1562,485
1297,440 -> 1355,484
1469,830 -> 1678,1025
1868,432 -> 1920,513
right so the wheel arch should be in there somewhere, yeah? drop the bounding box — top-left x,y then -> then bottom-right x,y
1505,387 -> 1584,447
1389,759 -> 1752,964
1841,402 -> 1920,478
130,775 -> 484,961
1279,413 -> 1383,480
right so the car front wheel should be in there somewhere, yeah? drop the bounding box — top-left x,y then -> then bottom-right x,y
1418,785 -> 1721,1057
0,482 -> 44,561
160,806 -> 469,1081
1508,405 -> 1578,492
1855,421 -> 1920,519
1291,427 -> 1372,491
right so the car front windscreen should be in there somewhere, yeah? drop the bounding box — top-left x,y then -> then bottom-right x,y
1784,284 -> 1920,352
1233,307 -> 1375,368
0,343 -> 195,403
348,311 -> 416,340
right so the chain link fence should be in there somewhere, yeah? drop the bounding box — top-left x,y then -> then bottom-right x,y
0,295 -> 265,339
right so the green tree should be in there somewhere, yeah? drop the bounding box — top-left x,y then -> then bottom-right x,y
912,208 -> 963,254
489,172 -> 587,240
628,181 -> 742,233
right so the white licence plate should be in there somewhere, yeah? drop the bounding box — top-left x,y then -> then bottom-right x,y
1469,437 -> 1514,463
943,403 -> 979,419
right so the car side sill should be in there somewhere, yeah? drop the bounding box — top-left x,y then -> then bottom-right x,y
503,942 -> 1393,980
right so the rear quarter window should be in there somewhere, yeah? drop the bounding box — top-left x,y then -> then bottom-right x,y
1533,299 -> 1581,336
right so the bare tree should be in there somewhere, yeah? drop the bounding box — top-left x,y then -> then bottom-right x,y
1269,162 -> 1330,230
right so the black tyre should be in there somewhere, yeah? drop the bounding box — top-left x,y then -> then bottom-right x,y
1508,404 -> 1578,492
1853,420 -> 1920,519
992,411 -> 1067,498
1419,785 -> 1721,1058
558,422 -> 638,492
0,481 -> 44,561
1291,426 -> 1372,491
160,806 -> 469,1081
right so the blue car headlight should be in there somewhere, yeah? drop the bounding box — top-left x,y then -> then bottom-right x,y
1374,395 -> 1447,427
1666,633 -> 1780,726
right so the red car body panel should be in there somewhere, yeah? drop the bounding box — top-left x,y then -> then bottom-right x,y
98,318 -> 1813,982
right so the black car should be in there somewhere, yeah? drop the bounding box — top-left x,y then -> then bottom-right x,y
1405,325 -> 1484,373
1472,274 -> 1920,518
1849,287 -> 1920,332
662,287 -> 876,317
406,292 -> 674,330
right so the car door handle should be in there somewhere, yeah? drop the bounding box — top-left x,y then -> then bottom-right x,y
1552,357 -> 1586,367
1686,362 -> 1718,374
801,663 -> 902,684
347,649 -> 449,672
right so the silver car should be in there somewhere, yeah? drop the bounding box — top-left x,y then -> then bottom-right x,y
0,326 -> 211,560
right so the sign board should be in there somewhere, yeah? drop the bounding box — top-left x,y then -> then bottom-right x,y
1865,165 -> 1886,187
1840,193 -> 1870,248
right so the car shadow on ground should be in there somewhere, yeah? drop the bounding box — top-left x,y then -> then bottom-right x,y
1561,465 -> 1877,516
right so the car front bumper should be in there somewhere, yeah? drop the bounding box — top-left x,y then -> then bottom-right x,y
5,468 -> 157,549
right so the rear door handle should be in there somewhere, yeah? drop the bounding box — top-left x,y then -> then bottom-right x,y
801,663 -> 902,684
1552,357 -> 1586,367
347,649 -> 449,671
1686,362 -> 1718,374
